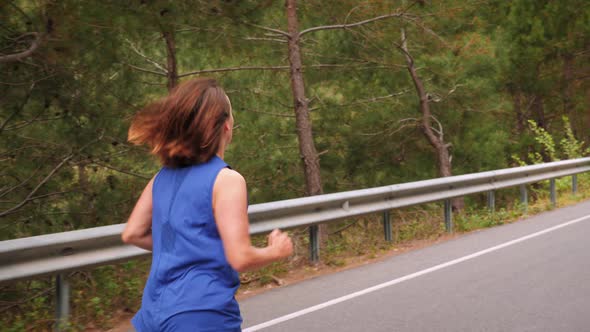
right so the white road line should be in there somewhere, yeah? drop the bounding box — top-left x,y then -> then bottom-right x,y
243,214 -> 590,332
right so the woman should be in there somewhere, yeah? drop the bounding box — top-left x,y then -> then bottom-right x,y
122,78 -> 293,331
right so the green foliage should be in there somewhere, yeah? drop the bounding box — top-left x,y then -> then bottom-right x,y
560,117 -> 590,159
1,0 -> 589,330
528,119 -> 558,162
513,117 -> 588,165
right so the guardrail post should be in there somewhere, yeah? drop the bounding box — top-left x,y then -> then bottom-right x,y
444,199 -> 453,233
383,211 -> 392,242
520,184 -> 528,213
309,225 -> 320,263
55,274 -> 70,331
550,178 -> 556,207
572,174 -> 578,195
487,190 -> 495,212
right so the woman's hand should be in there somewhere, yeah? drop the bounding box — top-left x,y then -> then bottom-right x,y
267,229 -> 293,259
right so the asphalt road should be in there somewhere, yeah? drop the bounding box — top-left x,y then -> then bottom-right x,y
239,200 -> 590,332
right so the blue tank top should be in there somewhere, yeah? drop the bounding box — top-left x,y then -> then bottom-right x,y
132,156 -> 242,332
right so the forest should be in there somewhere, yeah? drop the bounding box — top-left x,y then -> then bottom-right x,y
1,0 -> 589,330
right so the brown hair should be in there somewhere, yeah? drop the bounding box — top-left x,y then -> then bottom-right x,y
128,78 -> 231,168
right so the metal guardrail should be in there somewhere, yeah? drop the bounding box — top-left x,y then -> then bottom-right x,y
1,158 -> 589,328
2,158 -> 590,282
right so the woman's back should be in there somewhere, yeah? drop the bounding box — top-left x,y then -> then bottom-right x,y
132,156 -> 241,332
123,78 -> 292,332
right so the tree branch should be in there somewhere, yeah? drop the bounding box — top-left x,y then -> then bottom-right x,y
243,37 -> 287,43
300,12 -> 410,36
446,84 -> 463,98
126,63 -> 168,76
387,122 -> 418,137
0,136 -> 102,218
0,74 -> 56,86
0,32 -> 43,63
309,90 -> 409,112
91,161 -> 151,180
0,166 -> 42,199
29,190 -> 72,201
243,109 -> 296,118
360,118 -> 418,137
178,63 -> 390,78
0,153 -> 73,218
5,115 -> 66,131
178,65 -> 290,78
404,16 -> 450,48
241,22 -> 290,38
124,38 -> 168,74
430,115 -> 444,140
0,83 -> 35,135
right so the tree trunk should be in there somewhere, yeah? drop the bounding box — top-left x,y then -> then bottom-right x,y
400,28 -> 463,211
285,0 -> 323,197
285,0 -> 327,249
562,53 -> 574,115
163,30 -> 178,91
511,88 -> 526,135
561,53 -> 576,134
531,94 -> 546,130
531,94 -> 552,162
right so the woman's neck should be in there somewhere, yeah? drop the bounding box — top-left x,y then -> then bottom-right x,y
216,147 -> 225,160
217,135 -> 228,159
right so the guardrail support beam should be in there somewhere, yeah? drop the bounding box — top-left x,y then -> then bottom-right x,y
383,211 -> 392,243
55,274 -> 70,331
550,178 -> 557,207
572,174 -> 578,195
309,225 -> 320,263
520,184 -> 528,213
487,190 -> 495,212
444,199 -> 453,233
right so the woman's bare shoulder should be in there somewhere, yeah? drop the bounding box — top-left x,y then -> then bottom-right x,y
216,167 -> 246,187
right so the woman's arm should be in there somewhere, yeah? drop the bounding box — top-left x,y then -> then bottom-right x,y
213,168 -> 293,272
121,176 -> 155,251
